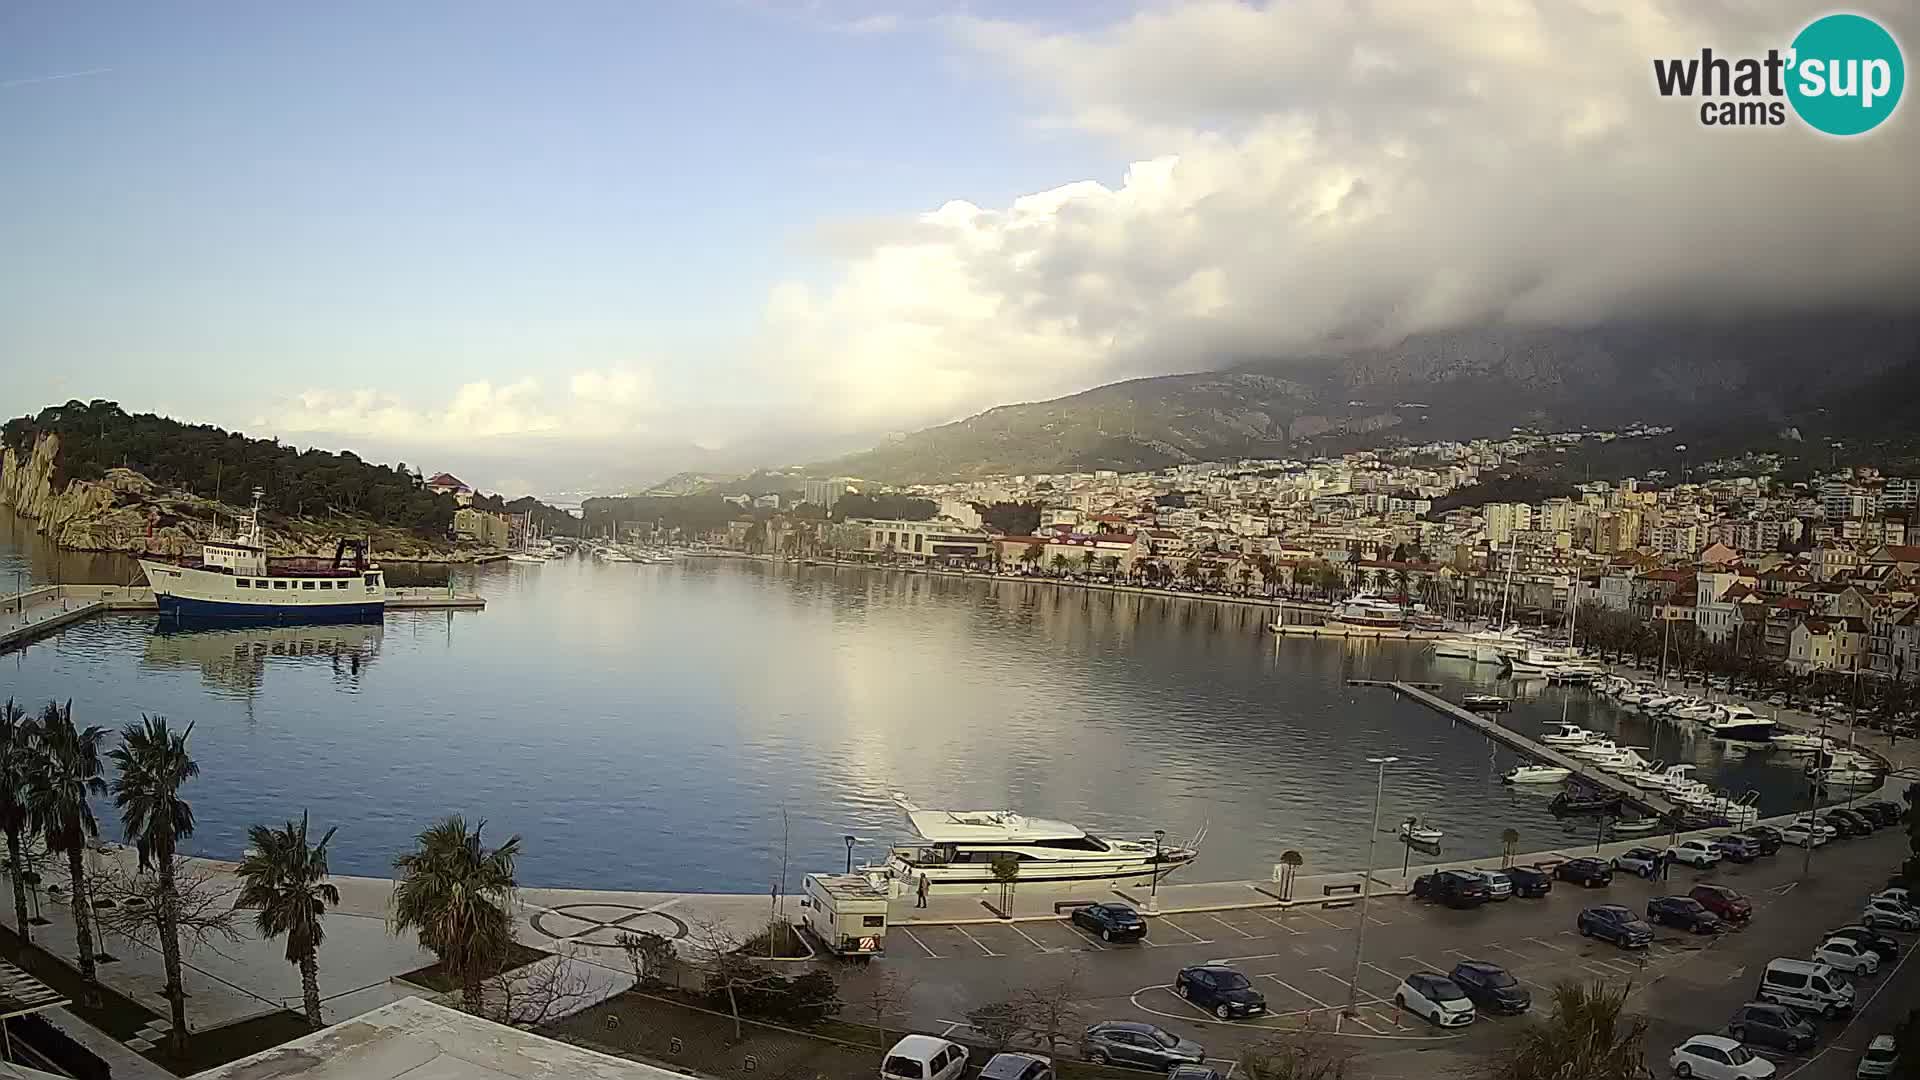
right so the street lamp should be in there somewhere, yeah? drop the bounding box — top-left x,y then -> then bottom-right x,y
1148,830 -> 1167,913
1346,755 -> 1398,1018
844,834 -> 857,874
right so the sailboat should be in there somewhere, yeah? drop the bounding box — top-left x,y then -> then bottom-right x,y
507,513 -> 546,563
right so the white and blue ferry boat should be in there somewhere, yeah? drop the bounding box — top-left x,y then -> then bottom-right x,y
139,492 -> 385,621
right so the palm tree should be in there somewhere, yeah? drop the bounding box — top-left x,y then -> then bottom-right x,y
1501,828 -> 1521,868
1078,550 -> 1096,577
391,815 -> 522,1012
109,715 -> 199,1054
25,700 -> 108,985
1049,553 -> 1070,576
1501,980 -> 1648,1080
0,699 -> 38,941
236,813 -> 340,1028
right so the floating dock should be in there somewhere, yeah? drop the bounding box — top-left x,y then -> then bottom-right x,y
1383,680 -> 1677,817
1,583 -> 484,651
1271,624 -> 1441,640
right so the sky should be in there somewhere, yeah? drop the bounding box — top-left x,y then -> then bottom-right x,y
3,1 -> 1916,496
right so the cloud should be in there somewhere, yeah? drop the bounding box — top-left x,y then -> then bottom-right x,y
746,0 -> 1919,437
260,368 -> 655,445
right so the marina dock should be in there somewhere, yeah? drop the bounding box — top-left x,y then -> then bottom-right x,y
1,583 -> 485,651
1383,680 -> 1679,817
1271,623 -> 1441,640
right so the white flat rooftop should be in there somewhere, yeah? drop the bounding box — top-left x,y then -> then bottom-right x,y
189,996 -> 681,1080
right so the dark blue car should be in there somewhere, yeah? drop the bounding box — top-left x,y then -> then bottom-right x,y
1174,965 -> 1267,1019
1071,903 -> 1146,943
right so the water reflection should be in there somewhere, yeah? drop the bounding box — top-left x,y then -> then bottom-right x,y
141,620 -> 384,698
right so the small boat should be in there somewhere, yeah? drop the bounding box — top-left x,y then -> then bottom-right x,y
1462,694 -> 1510,712
1769,731 -> 1831,753
1816,767 -> 1882,788
1550,791 -> 1624,816
1610,817 -> 1663,835
1503,765 -> 1572,784
1541,723 -> 1596,746
1570,738 -> 1621,759
505,552 -> 546,564
1398,818 -> 1444,844
1707,706 -> 1776,742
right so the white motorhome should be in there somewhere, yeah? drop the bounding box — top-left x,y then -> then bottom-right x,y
800,873 -> 889,960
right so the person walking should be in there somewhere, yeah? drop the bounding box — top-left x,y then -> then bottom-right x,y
916,873 -> 930,909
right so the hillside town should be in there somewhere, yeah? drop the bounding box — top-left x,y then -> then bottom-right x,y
657,432 -> 1919,686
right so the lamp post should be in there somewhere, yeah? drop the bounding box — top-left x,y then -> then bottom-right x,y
1801,711 -> 1831,880
844,834 -> 857,874
1148,830 -> 1166,913
1346,755 -> 1398,1018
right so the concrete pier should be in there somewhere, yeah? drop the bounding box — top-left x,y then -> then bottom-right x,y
1384,680 -> 1679,817
1,583 -> 485,651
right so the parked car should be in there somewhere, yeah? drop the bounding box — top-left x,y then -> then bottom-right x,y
1737,827 -> 1782,855
1447,960 -> 1531,1014
1860,802 -> 1903,826
1862,898 -> 1919,932
1811,937 -> 1881,976
1471,868 -> 1514,901
1080,1022 -> 1204,1071
1649,896 -> 1723,934
1412,870 -> 1491,908
1392,972 -> 1476,1027
1727,1002 -> 1816,1052
1174,965 -> 1267,1019
1823,925 -> 1900,962
1870,888 -> 1913,910
1831,809 -> 1876,834
1670,1034 -> 1777,1080
1668,839 -> 1723,869
883,1036 -> 971,1080
1818,813 -> 1863,839
1691,884 -> 1753,924
1613,847 -> 1662,878
1856,1034 -> 1898,1078
979,1055 -> 1052,1080
1506,864 -> 1553,898
1782,821 -> 1830,847
1712,835 -> 1762,863
1579,905 -> 1654,948
1071,903 -> 1147,943
1758,958 -> 1856,1019
1555,857 -> 1614,888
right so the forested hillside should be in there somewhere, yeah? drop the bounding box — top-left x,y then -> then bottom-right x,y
3,400 -> 454,535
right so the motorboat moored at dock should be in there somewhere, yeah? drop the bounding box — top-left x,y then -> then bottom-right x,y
1503,764 -> 1572,784
882,792 -> 1197,890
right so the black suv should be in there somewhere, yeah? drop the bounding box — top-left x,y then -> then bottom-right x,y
1831,808 -> 1876,834
1413,870 -> 1491,908
1174,965 -> 1267,1019
1737,826 -> 1782,855
1647,896 -> 1721,934
1728,1002 -> 1815,1052
1818,812 -> 1863,839
1506,865 -> 1553,898
1071,903 -> 1146,943
1555,857 -> 1614,888
1447,960 -> 1531,1014
1824,925 -> 1900,962
1578,905 -> 1653,948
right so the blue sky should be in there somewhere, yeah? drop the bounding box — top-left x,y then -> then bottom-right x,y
4,2 -> 1913,494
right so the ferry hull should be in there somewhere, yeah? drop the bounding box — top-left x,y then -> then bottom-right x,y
156,594 -> 384,622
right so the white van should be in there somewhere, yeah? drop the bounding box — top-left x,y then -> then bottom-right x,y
1758,959 -> 1855,1019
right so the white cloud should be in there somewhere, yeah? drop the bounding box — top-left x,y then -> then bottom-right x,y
261,367 -> 656,445
746,0 -> 1918,436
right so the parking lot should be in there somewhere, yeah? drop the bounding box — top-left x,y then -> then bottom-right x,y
843,826 -> 1916,1077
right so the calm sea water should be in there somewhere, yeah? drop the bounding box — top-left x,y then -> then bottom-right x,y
1,509 -> 1817,892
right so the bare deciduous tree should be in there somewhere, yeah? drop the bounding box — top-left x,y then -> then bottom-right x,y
91,855 -> 242,957
1238,1031 -> 1351,1080
843,968 -> 918,1057
1014,963 -> 1084,1059
615,929 -> 679,990
475,950 -> 611,1028
687,918 -> 786,1042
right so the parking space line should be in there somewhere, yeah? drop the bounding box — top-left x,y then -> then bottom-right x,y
1205,913 -> 1258,940
1340,1012 -> 1386,1035
1169,989 -> 1217,1019
1258,973 -> 1332,1009
1580,961 -> 1625,979
1311,968 -> 1393,1007
1157,917 -> 1213,944
1211,952 -> 1285,964
900,928 -> 941,958
953,924 -> 1001,957
1527,936 -> 1570,952
1058,921 -> 1109,951
1364,961 -> 1404,984
1252,911 -> 1305,935
1297,909 -> 1348,930
1006,923 -> 1052,954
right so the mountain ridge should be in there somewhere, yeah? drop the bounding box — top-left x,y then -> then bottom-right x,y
825,314 -> 1920,482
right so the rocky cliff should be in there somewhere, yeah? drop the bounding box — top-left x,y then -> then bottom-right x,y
0,432 -> 473,561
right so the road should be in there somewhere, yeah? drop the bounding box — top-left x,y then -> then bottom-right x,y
838,826 -> 1914,1077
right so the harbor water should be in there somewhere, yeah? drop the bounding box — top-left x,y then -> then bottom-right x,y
2,510 -> 1823,893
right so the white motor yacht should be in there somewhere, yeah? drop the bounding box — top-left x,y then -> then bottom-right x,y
882,793 -> 1197,889
1541,723 -> 1597,746
1596,748 -> 1654,775
1503,765 -> 1573,784
1769,731 -> 1833,753
1570,738 -> 1621,759
1398,819 -> 1444,844
1707,706 -> 1776,742
1816,766 -> 1882,788
1652,764 -> 1701,793
1667,699 -> 1719,723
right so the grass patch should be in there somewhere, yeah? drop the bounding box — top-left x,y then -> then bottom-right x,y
143,1009 -> 314,1076
0,921 -> 161,1041
396,940 -> 549,993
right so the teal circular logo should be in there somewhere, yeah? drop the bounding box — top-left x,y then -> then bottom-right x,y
1787,14 -> 1905,135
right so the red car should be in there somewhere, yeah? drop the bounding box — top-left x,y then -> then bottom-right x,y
1688,883 -> 1751,923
